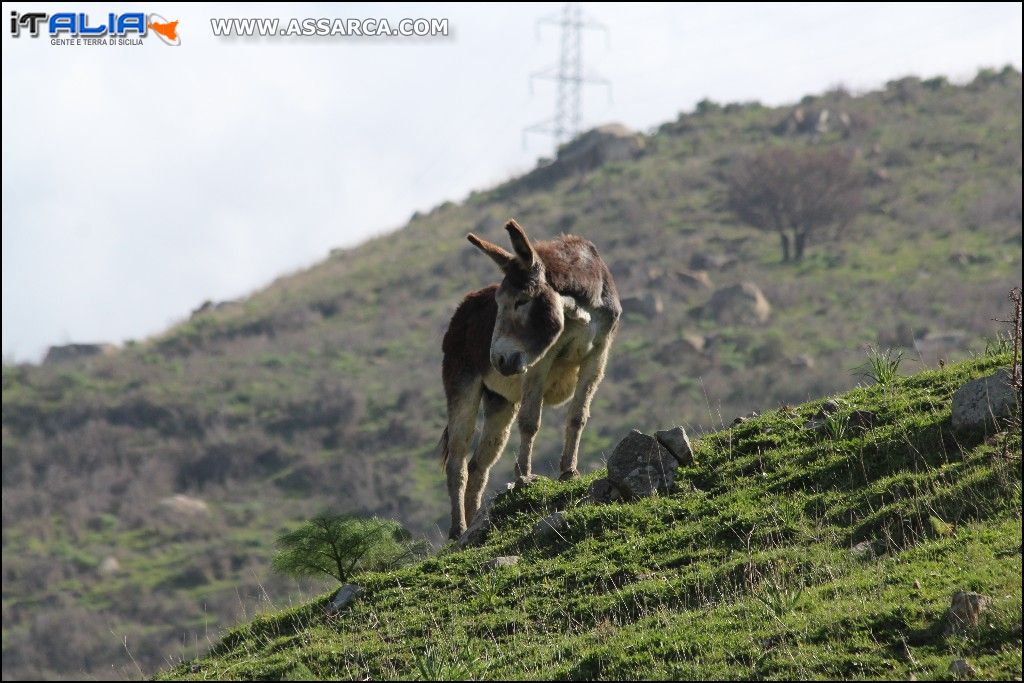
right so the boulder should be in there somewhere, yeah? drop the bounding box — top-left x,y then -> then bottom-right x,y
788,354 -> 816,370
586,477 -> 622,504
951,366 -> 1019,431
948,659 -> 978,678
606,430 -> 677,500
655,334 -> 706,362
98,556 -> 121,576
945,591 -> 991,635
654,426 -> 695,466
674,269 -> 713,290
532,512 -> 568,542
915,330 -> 969,356
689,252 -> 737,271
703,282 -> 772,325
326,584 -> 363,615
158,494 -> 210,517
621,292 -> 664,318
459,493 -> 498,549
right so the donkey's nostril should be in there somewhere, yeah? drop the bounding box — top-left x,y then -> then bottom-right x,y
508,352 -> 523,372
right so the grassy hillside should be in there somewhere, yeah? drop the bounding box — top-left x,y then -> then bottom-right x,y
2,67 -> 1021,679
162,353 -> 1022,680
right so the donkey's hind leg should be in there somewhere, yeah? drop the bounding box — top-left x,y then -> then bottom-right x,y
445,380 -> 482,540
465,390 -> 517,526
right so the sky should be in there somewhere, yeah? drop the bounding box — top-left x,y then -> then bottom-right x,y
2,2 -> 1021,361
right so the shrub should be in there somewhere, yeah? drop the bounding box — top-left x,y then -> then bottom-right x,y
271,514 -> 428,584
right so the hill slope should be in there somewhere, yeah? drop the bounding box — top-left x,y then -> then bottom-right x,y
2,67 -> 1022,679
163,354 -> 1022,680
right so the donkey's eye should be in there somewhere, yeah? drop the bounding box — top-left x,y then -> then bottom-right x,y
514,298 -> 530,309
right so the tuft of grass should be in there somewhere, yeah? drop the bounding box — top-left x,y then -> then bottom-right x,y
854,346 -> 905,386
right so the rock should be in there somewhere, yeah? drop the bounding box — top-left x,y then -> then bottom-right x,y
703,282 -> 772,325
850,540 -> 877,560
674,269 -> 713,290
514,473 -> 545,488
158,494 -> 210,517
621,292 -> 664,318
606,430 -> 677,500
326,584 -> 363,615
689,252 -> 737,271
587,477 -> 621,504
914,330 -> 969,356
655,426 -> 695,466
948,659 -> 977,678
951,366 -> 1020,431
559,123 -> 645,167
878,322 -> 919,349
532,512 -> 568,542
98,556 -> 121,576
43,343 -> 117,365
945,591 -> 991,635
459,493 -> 498,548
514,124 -> 645,190
655,334 -> 705,362
849,410 -> 877,431
868,167 -> 891,185
485,556 -> 521,570
817,399 -> 843,417
788,354 -> 816,370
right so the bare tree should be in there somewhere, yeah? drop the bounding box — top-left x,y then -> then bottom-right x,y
727,147 -> 862,262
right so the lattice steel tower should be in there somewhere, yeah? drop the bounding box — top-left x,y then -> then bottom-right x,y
525,3 -> 610,148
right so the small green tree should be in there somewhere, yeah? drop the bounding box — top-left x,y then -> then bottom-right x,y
271,513 -> 428,583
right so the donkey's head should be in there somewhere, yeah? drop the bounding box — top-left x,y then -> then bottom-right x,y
467,220 -> 566,376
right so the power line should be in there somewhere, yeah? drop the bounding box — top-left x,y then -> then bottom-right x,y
524,3 -> 611,150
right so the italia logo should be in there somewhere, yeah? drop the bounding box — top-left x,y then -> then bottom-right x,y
9,11 -> 180,45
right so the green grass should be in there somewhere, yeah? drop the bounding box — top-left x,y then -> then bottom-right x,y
161,353 -> 1021,680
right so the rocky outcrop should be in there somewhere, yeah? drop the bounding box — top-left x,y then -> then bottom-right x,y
513,124 -> 645,191
43,343 -> 117,365
951,366 -> 1019,431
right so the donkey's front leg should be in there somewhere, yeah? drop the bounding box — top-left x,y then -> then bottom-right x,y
559,342 -> 612,480
514,374 -> 547,478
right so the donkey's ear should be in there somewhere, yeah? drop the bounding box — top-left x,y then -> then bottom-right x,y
505,219 -> 536,266
467,233 -> 513,271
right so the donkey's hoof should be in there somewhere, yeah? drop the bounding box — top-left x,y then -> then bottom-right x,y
559,469 -> 580,482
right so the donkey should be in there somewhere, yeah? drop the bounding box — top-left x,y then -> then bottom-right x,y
439,219 -> 621,540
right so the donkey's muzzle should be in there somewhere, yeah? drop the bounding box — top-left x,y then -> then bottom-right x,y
493,351 -> 526,376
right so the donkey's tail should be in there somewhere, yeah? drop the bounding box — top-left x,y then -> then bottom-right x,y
437,425 -> 450,470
